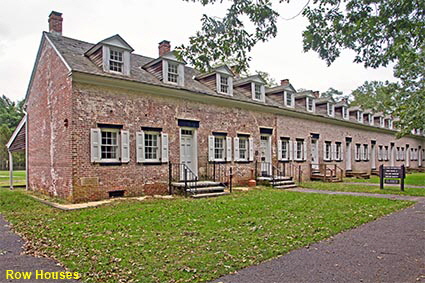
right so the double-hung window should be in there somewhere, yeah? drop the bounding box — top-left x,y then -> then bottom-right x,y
234,135 -> 253,162
109,49 -> 124,73
279,138 -> 290,161
363,144 -> 369,161
209,134 -> 232,162
342,107 -> 348,120
136,128 -> 169,164
335,142 -> 342,161
357,111 -> 363,123
220,76 -> 229,94
396,147 -> 400,161
254,84 -> 262,101
285,92 -> 294,107
101,129 -> 119,161
327,103 -> 334,117
378,145 -> 383,161
355,144 -> 361,161
324,141 -> 332,161
295,139 -> 305,161
144,132 -> 160,162
91,126 -> 130,164
384,146 -> 389,161
167,62 -> 179,83
307,97 -> 314,112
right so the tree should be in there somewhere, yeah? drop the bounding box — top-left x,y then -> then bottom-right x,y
349,81 -> 396,113
321,87 -> 350,101
255,70 -> 278,87
0,95 -> 24,131
178,0 -> 424,135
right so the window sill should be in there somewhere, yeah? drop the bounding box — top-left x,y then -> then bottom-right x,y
235,160 -> 251,163
98,162 -> 122,166
140,162 -> 164,166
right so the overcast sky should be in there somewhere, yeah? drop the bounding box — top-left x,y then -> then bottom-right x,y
0,0 -> 396,102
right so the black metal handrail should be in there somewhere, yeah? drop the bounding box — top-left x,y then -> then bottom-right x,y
168,163 -> 198,196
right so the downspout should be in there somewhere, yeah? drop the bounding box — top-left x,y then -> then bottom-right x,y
24,109 -> 28,190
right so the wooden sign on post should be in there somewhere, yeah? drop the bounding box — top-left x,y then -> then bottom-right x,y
379,165 -> 405,191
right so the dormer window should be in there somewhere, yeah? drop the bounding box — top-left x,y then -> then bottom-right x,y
368,114 -> 373,125
216,73 -> 233,95
388,120 -> 393,129
357,111 -> 363,123
109,49 -> 124,73
342,107 -> 349,120
251,83 -> 265,102
380,117 -> 384,127
167,62 -> 178,83
327,103 -> 334,117
306,97 -> 315,112
284,91 -> 294,107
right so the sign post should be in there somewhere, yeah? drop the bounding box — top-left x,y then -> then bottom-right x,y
379,164 -> 405,191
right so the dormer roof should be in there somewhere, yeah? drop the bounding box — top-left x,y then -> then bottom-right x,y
266,84 -> 296,95
348,106 -> 362,112
334,100 -> 348,108
363,109 -> 373,114
316,96 -> 335,105
85,34 -> 134,56
196,65 -> 235,80
373,111 -> 384,117
143,50 -> 187,69
295,90 -> 315,99
233,74 -> 266,87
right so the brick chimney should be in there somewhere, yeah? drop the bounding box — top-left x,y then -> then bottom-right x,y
48,11 -> 63,35
313,91 -> 320,98
158,40 -> 171,57
280,79 -> 289,86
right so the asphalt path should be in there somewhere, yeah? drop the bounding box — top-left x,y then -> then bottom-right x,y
212,191 -> 425,283
0,215 -> 80,283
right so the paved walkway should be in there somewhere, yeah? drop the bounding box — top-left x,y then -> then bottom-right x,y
212,189 -> 425,283
344,182 -> 425,189
0,215 -> 81,282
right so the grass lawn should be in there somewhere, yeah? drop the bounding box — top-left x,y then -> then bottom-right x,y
301,181 -> 425,197
345,172 -> 425,186
0,170 -> 26,187
0,188 -> 412,283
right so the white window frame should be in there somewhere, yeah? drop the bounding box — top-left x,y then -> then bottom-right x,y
143,131 -> 161,162
109,48 -> 124,74
378,145 -> 383,161
280,139 -> 290,161
162,60 -> 184,86
357,111 -> 363,123
234,136 -> 250,161
306,97 -> 315,112
380,117 -> 384,127
252,83 -> 265,102
368,114 -> 373,125
284,91 -> 294,108
327,103 -> 334,117
335,143 -> 342,161
355,143 -> 361,161
384,146 -> 389,161
363,144 -> 369,161
167,61 -> 179,84
295,139 -> 305,161
342,107 -> 349,120
100,128 -> 120,162
324,141 -> 332,161
216,73 -> 233,96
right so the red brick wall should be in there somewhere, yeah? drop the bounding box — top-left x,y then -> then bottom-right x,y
26,38 -> 73,200
69,82 -> 424,202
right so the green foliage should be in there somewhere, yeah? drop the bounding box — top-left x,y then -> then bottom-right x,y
0,188 -> 411,282
255,70 -> 278,87
177,0 -> 286,73
180,0 -> 424,135
0,95 -> 24,131
321,87 -> 349,101
0,125 -> 12,162
350,81 -> 397,113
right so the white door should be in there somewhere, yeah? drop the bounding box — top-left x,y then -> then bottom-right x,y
180,129 -> 197,180
346,142 -> 352,171
260,135 -> 271,176
311,139 -> 319,169
371,144 -> 376,169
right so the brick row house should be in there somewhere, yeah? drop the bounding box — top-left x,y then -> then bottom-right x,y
7,12 -> 425,202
